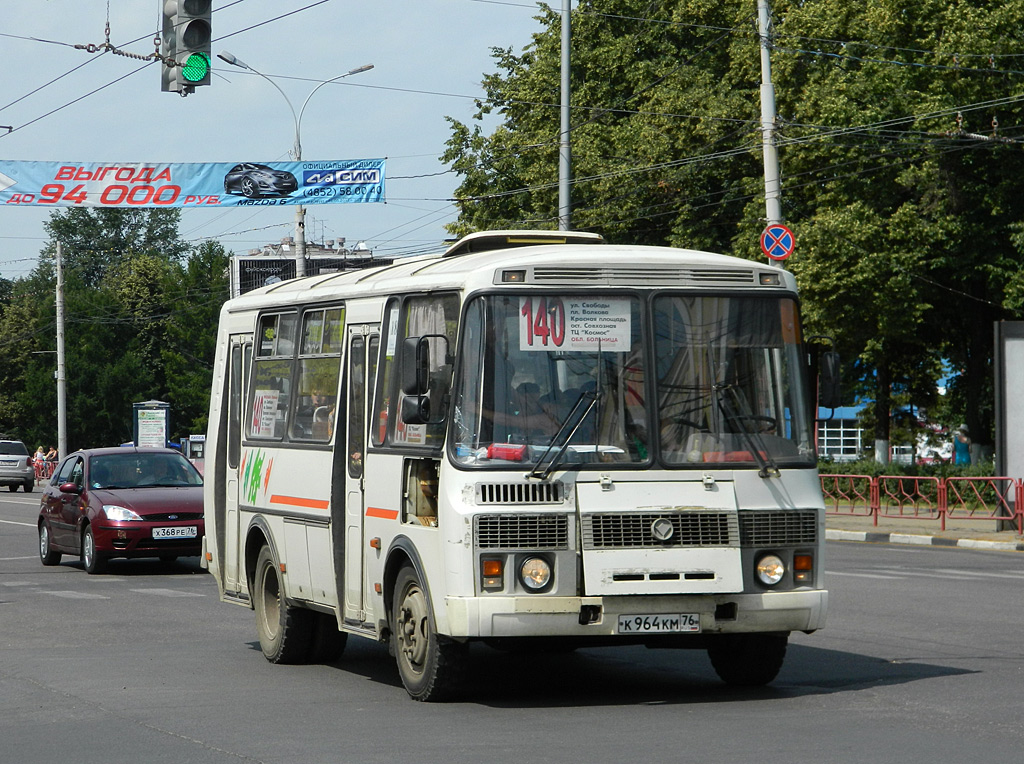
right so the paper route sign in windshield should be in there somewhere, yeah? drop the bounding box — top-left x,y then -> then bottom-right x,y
0,159 -> 385,208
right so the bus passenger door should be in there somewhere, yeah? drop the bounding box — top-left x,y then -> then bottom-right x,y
341,326 -> 377,624
223,334 -> 251,595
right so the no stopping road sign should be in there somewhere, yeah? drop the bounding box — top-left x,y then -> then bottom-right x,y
760,223 -> 795,261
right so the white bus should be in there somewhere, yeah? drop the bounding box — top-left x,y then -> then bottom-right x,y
203,230 -> 835,701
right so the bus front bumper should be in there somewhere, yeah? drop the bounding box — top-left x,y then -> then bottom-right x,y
443,589 -> 828,639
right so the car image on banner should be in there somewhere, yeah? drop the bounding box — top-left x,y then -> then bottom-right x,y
223,163 -> 298,199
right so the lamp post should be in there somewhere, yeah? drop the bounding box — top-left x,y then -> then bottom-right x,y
217,52 -> 373,277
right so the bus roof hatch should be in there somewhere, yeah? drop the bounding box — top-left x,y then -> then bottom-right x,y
442,230 -> 605,258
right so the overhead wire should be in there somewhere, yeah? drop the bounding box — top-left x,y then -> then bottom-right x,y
6,1 -> 1023,267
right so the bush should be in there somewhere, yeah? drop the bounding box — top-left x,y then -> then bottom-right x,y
817,457 -> 996,478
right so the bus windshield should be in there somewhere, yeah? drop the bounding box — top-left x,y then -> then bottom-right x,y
451,292 -> 815,470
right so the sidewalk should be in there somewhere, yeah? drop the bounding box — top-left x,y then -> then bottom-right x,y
826,512 -> 1024,552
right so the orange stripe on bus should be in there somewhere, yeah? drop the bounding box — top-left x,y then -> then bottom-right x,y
366,506 -> 399,520
269,495 -> 330,510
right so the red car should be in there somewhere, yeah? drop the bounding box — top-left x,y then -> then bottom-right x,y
37,447 -> 205,574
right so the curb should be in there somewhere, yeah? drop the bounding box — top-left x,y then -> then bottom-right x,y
826,528 -> 1024,553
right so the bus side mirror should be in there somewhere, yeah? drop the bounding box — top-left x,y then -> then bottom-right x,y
402,395 -> 431,425
401,337 -> 429,396
818,351 -> 841,410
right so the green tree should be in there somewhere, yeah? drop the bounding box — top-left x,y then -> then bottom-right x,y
0,273 -> 54,442
444,0 -> 1024,456
43,208 -> 188,288
161,240 -> 231,435
0,209 -> 230,450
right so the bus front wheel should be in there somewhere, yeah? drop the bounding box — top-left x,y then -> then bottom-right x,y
253,545 -> 313,664
391,563 -> 467,701
707,633 -> 788,686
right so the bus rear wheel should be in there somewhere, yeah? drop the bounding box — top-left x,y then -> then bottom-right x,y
253,545 -> 313,664
707,633 -> 788,686
391,563 -> 466,701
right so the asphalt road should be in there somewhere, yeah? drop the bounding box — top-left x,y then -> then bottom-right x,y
3,491 -> 1023,764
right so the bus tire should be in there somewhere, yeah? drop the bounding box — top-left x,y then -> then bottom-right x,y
391,563 -> 467,701
254,545 -> 313,664
707,633 -> 788,687
307,612 -> 348,664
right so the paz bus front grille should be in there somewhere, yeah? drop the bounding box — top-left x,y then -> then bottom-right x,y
738,510 -> 818,546
582,511 -> 738,549
474,514 -> 570,550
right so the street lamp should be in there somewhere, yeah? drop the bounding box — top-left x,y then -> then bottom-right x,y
217,51 -> 373,277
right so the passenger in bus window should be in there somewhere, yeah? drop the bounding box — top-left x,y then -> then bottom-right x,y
312,399 -> 333,440
512,382 -> 559,439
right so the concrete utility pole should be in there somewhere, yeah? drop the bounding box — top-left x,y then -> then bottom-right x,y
557,0 -> 572,230
55,242 -> 68,459
757,0 -> 783,229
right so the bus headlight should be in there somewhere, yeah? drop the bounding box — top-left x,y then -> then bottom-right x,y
519,557 -> 552,592
755,554 -> 785,585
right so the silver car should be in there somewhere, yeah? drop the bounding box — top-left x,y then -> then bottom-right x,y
223,163 -> 298,198
0,440 -> 35,492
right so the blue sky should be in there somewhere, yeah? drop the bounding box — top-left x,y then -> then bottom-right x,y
0,0 -> 547,278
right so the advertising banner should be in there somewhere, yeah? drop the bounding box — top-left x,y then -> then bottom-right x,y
0,159 -> 385,208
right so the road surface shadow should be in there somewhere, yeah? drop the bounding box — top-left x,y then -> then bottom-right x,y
59,557 -> 208,577
308,639 -> 973,707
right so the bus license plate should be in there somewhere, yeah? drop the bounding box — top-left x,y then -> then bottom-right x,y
617,613 -> 701,634
152,526 -> 198,540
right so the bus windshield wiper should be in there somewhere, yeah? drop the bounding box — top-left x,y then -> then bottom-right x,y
713,382 -> 780,479
527,390 -> 599,481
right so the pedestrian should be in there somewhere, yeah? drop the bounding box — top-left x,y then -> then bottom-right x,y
953,424 -> 972,466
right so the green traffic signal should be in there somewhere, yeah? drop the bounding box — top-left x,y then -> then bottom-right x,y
181,52 -> 211,83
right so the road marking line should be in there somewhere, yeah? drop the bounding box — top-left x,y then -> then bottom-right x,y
0,519 -> 36,527
43,591 -> 109,599
129,588 -> 204,597
826,571 -> 902,579
893,569 -> 991,580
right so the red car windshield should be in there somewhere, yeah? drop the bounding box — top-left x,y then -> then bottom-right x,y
89,453 -> 203,489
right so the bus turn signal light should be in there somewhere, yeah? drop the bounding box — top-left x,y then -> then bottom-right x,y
793,554 -> 813,583
482,559 -> 503,590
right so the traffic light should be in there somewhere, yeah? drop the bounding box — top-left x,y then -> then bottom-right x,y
161,0 -> 212,94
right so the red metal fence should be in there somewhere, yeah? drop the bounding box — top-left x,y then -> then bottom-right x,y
821,474 -> 1023,534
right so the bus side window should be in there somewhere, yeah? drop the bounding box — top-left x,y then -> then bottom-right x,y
228,344 -> 243,469
248,312 -> 297,441
394,294 -> 459,448
403,459 -> 438,527
288,307 -> 344,443
348,337 -> 366,477
372,300 -> 400,447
